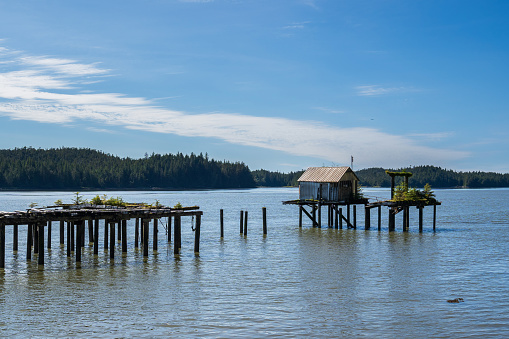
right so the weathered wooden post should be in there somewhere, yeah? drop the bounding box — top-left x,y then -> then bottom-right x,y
240,210 -> 244,234
433,204 -> 437,231
117,221 -> 121,241
0,223 -> 5,269
262,207 -> 267,236
317,202 -> 321,228
403,206 -> 408,232
27,224 -> 33,261
244,211 -> 248,236
88,219 -> 94,245
60,220 -> 65,245
194,214 -> 201,254
122,219 -> 127,253
389,209 -> 396,231
70,222 -> 75,252
365,207 -> 370,230
143,219 -> 149,257
66,222 -> 71,257
312,205 -> 316,228
334,206 -> 339,229
94,219 -> 99,255
135,218 -> 139,248
109,221 -> 115,259
220,209 -> 224,238
174,215 -> 181,255
339,208 -> 343,229
153,218 -> 158,251
347,205 -> 351,228
47,221 -> 52,249
33,224 -> 39,254
378,206 -> 382,231
38,224 -> 44,266
418,206 -> 424,232
13,224 -> 18,252
299,206 -> 303,227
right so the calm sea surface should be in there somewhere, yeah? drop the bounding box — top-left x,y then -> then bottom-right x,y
0,188 -> 508,338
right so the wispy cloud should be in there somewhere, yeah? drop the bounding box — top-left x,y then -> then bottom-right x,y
356,85 -> 411,96
313,107 -> 344,114
0,45 -> 469,168
283,21 -> 311,30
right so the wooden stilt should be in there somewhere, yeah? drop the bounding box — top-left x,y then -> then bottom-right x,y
27,224 -> 32,261
244,211 -> 248,236
220,209 -> 224,238
0,223 -> 5,269
262,207 -> 267,235
110,222 -> 115,259
339,208 -> 343,229
33,224 -> 39,254
94,219 -> 99,255
38,224 -> 44,266
60,220 -> 64,245
70,222 -> 75,252
174,215 -> 181,255
317,202 -> 321,228
365,207 -> 370,230
122,219 -> 127,253
47,221 -> 52,249
389,209 -> 396,231
419,207 -> 424,232
240,210 -> 244,234
312,205 -> 316,227
194,214 -> 201,253
88,219 -> 94,244
66,222 -> 71,257
13,224 -> 18,252
143,219 -> 149,257
347,205 -> 351,228
334,205 -> 339,229
299,206 -> 303,227
135,218 -> 139,248
117,222 -> 121,241
433,204 -> 437,231
378,206 -> 382,231
403,206 -> 408,232
153,218 -> 158,251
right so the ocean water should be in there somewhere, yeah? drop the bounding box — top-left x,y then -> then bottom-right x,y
0,188 -> 508,338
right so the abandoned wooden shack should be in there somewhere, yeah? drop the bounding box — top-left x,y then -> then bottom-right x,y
284,167 -> 367,228
284,166 -> 440,232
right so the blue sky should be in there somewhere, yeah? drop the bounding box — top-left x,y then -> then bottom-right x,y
0,0 -> 507,173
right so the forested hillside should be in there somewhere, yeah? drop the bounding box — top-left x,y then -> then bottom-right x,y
251,169 -> 303,187
0,147 -> 255,189
356,165 -> 509,188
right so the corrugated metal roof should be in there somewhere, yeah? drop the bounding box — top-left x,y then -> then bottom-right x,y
298,167 -> 357,183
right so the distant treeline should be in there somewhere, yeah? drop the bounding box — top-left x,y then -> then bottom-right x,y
356,166 -> 509,188
0,147 -> 255,189
251,169 -> 303,187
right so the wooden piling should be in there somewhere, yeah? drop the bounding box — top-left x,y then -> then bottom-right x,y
66,222 -> 70,258
135,218 -> 139,248
378,206 -> 382,231
110,222 -> 115,259
0,224 -> 5,269
220,209 -> 224,238
194,214 -> 201,254
240,210 -> 244,234
122,219 -> 127,253
244,211 -> 248,236
13,224 -> 18,252
174,215 -> 181,255
38,224 -> 44,266
339,208 -> 343,229
47,221 -> 52,249
317,202 -> 321,228
94,219 -> 99,255
117,221 -> 121,241
153,218 -> 158,251
419,207 -> 424,232
88,219 -> 94,244
33,224 -> 39,254
143,219 -> 149,257
433,204 -> 437,231
70,222 -> 75,252
389,209 -> 396,231
334,205 -> 339,229
312,205 -> 316,228
353,205 -> 357,229
262,207 -> 267,235
299,206 -> 303,227
27,224 -> 32,261
403,207 -> 408,232
365,207 -> 370,230
60,220 -> 64,245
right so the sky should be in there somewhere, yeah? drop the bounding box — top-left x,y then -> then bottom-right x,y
0,0 -> 508,173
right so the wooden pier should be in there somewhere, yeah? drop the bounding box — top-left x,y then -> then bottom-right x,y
0,204 -> 203,269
